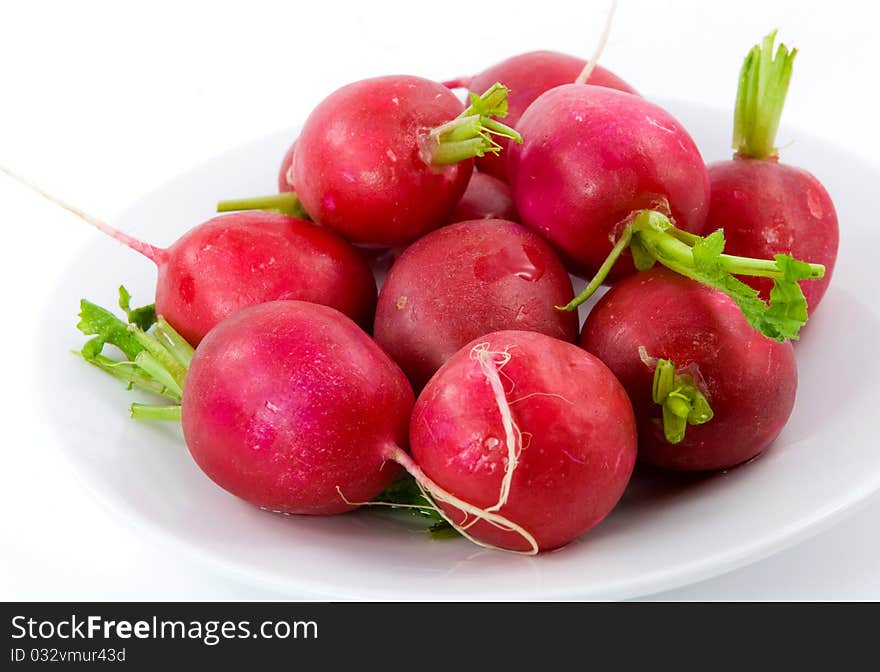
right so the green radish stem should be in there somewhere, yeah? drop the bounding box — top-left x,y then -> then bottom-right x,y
558,209 -> 825,341
216,191 -> 308,219
422,83 -> 522,165
131,404 -> 183,421
639,348 -> 714,444
733,30 -> 797,160
76,287 -> 190,417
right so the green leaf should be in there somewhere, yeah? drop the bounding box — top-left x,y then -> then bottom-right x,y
763,254 -> 812,340
669,225 -> 810,341
375,476 -> 458,538
77,299 -> 146,361
375,476 -> 446,521
75,288 -> 191,410
118,285 -> 157,331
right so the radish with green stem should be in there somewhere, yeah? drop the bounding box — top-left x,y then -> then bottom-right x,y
217,77 -> 522,246
558,209 -> 825,342
508,84 -> 711,280
579,268 -> 798,471
1,168 -> 376,344
374,218 -> 577,390
706,31 -> 838,311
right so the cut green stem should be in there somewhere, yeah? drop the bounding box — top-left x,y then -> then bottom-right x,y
558,209 -> 825,341
131,404 -> 183,422
76,285 -> 190,421
648,356 -> 714,444
216,192 -> 308,219
733,30 -> 797,160
422,82 -> 522,166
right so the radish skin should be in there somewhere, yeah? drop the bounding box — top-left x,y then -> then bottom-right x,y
182,301 -> 412,514
451,172 -> 519,223
374,219 -> 578,389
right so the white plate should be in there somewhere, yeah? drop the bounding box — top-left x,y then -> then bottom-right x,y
39,100 -> 880,600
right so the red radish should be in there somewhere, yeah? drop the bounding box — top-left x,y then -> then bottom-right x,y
1,169 -> 377,344
150,212 -> 377,344
706,32 -> 838,310
219,77 -> 522,246
508,85 -> 711,280
181,301 -> 412,514
454,50 -> 637,181
450,172 -> 519,222
374,218 -> 577,389
278,139 -> 296,192
579,268 -> 797,471
409,330 -> 637,552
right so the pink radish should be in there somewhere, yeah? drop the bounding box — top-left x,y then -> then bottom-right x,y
2,169 -> 376,344
451,172 -> 519,222
218,77 -> 522,246
706,31 -> 838,311
181,301 -> 412,514
580,268 -> 797,471
374,218 -> 577,389
451,50 -> 637,181
409,330 -> 637,551
508,85 -> 711,280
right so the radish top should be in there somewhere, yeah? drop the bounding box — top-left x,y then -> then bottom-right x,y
559,209 -> 825,341
732,30 -> 797,160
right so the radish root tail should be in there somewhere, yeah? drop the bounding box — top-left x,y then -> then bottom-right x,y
385,445 -> 539,556
574,0 -> 618,85
345,343 -> 546,555
0,165 -> 164,263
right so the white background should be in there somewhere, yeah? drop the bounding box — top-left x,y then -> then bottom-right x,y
1,0 -> 878,600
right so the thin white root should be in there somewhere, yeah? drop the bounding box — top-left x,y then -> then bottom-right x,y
335,487 -> 437,511
346,343 -> 559,555
508,391 -> 575,406
387,446 -> 539,556
574,0 -> 618,85
470,342 -> 521,514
